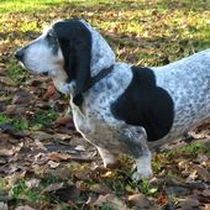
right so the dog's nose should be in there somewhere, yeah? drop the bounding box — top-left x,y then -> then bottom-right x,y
15,49 -> 24,61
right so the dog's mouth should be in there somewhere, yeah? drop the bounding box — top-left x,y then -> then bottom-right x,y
41,71 -> 49,76
18,62 -> 49,77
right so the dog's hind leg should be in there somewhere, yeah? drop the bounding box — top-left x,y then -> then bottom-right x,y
120,126 -> 153,181
96,147 -> 118,168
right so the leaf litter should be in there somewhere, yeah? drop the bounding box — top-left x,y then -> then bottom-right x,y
0,0 -> 210,209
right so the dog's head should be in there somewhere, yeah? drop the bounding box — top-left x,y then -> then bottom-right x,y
15,19 -> 115,105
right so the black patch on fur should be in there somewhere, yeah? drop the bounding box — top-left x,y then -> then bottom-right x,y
46,29 -> 59,55
111,66 -> 174,141
53,19 -> 92,106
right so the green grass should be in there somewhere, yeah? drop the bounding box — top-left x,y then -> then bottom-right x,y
0,113 -> 29,131
0,0 -> 66,14
11,180 -> 44,202
0,109 -> 58,131
7,61 -> 30,85
166,142 -> 209,158
31,109 -> 58,130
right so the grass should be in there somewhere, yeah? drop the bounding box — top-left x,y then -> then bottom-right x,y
0,113 -> 29,131
7,62 -> 30,85
0,108 -> 58,131
11,180 -> 43,202
0,0 -> 66,14
166,142 -> 210,158
31,109 -> 58,130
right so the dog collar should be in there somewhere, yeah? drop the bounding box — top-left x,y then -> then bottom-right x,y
87,65 -> 114,90
73,65 -> 114,106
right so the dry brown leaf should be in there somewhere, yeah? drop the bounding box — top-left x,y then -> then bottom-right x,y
42,83 -> 56,99
0,63 -> 6,76
202,204 -> 210,210
89,183 -> 112,194
31,131 -> 53,141
33,152 -> 48,165
47,160 -> 60,168
55,116 -> 73,126
191,164 -> 210,182
128,193 -> 156,209
12,90 -> 33,104
93,194 -> 127,210
74,145 -> 86,152
5,104 -> 26,115
180,197 -> 200,210
41,182 -> 64,194
0,148 -> 15,156
0,76 -> 16,86
53,185 -> 81,203
201,189 -> 210,198
48,152 -> 71,162
186,170 -> 198,183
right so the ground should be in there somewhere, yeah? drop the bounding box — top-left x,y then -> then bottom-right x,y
0,0 -> 210,209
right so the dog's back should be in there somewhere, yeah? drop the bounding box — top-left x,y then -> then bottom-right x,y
152,49 -> 210,144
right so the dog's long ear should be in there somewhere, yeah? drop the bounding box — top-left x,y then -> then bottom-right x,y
54,20 -> 92,106
72,31 -> 91,105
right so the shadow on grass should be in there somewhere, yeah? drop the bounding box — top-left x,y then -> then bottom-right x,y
0,0 -> 209,15
64,0 -> 210,13
0,0 -> 209,65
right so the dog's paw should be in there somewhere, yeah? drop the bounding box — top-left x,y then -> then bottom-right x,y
132,168 -> 153,181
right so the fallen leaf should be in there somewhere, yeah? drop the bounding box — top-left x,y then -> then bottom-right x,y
25,178 -> 41,189
128,193 -> 154,209
191,164 -> 210,182
89,183 -> 112,194
31,131 -> 52,141
202,204 -> 210,210
157,194 -> 168,206
185,170 -> 198,183
41,182 -> 64,194
75,145 -> 86,152
5,104 -> 27,116
0,148 -> 15,156
53,185 -> 81,203
201,189 -> 210,198
12,90 -> 33,104
180,197 -> 200,210
93,194 -> 127,210
42,83 -> 57,99
55,116 -> 73,126
0,76 -> 16,86
47,160 -> 60,168
48,152 -> 71,162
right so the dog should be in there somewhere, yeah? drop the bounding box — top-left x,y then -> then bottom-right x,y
15,19 -> 210,180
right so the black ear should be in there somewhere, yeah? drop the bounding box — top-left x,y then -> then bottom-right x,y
54,20 -> 92,106
72,32 -> 91,105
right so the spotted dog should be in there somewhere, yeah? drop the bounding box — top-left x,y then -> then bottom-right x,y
15,19 -> 210,180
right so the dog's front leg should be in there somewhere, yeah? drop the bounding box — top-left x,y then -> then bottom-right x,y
120,126 -> 153,181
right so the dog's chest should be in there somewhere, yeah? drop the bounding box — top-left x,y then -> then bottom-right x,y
70,65 -> 133,152
71,105 -> 127,153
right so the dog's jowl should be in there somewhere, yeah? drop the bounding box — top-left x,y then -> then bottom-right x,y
15,19 -> 210,181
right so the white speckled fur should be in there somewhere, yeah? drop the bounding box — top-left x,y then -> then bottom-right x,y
150,50 -> 210,147
17,19 -> 210,180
